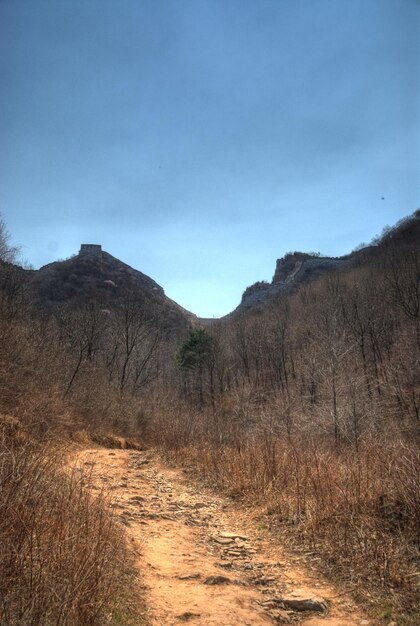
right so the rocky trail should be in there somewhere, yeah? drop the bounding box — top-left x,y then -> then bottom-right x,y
76,448 -> 374,626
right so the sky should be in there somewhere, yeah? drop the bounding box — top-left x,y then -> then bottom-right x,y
0,0 -> 419,317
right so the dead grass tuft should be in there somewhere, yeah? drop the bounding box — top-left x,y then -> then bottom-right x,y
90,432 -> 143,450
0,433 -> 145,625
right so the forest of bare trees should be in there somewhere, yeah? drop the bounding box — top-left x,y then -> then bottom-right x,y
0,211 -> 419,621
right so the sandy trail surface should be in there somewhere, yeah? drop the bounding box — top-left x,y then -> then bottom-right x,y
76,448 -> 373,626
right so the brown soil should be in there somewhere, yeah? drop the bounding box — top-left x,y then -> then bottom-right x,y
75,448 -> 375,626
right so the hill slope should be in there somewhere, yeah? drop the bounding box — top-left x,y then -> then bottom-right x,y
27,246 -> 196,336
231,209 -> 420,315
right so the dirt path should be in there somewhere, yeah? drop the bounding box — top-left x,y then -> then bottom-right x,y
77,448 -> 373,626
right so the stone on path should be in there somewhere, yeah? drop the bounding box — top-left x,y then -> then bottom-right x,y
219,531 -> 249,540
214,536 -> 235,545
274,596 -> 328,612
178,573 -> 201,580
204,575 -> 231,585
176,611 -> 201,621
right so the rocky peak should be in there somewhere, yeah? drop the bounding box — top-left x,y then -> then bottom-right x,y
272,252 -> 314,284
238,252 -> 346,312
272,253 -> 345,286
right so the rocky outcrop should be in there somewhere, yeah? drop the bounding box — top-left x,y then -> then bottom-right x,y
238,252 -> 347,312
273,253 -> 346,286
239,281 -> 272,309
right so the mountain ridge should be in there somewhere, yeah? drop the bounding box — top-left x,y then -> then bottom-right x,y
227,209 -> 420,316
5,209 -> 419,324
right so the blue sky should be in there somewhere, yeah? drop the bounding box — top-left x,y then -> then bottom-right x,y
1,0 -> 419,316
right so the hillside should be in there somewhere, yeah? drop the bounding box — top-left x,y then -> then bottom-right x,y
27,245 -> 196,337
232,209 -> 420,315
236,253 -> 346,312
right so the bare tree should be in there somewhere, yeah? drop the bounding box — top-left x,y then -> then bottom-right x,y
107,297 -> 161,394
0,214 -> 19,262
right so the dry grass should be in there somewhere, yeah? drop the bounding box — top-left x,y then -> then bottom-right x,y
0,419 -> 145,626
159,419 -> 420,619
89,432 -> 143,450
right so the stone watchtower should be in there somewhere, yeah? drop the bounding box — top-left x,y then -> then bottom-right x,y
79,244 -> 102,258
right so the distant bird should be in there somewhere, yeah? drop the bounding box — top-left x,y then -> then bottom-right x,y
381,197 -> 385,200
